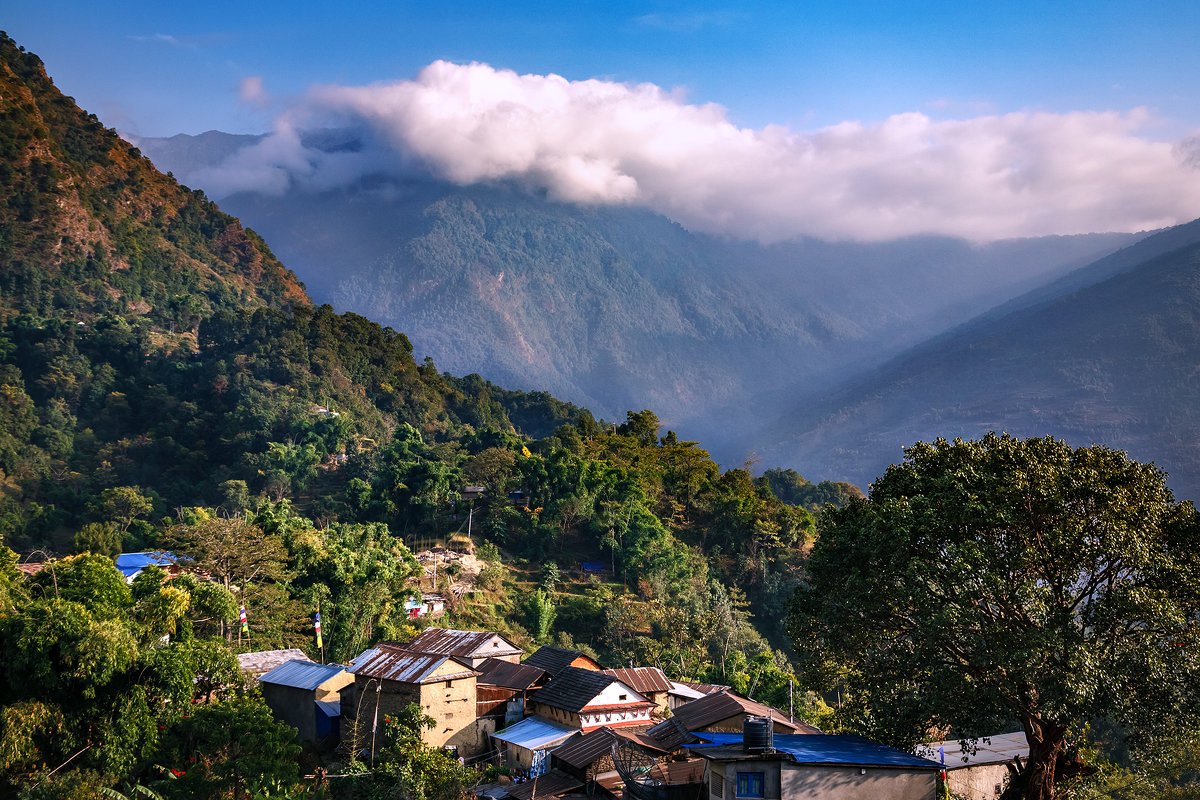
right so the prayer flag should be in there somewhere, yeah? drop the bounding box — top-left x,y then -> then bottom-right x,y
315,607 -> 323,649
240,605 -> 248,634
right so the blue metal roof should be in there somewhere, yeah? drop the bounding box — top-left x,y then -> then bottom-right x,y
691,733 -> 942,769
316,699 -> 341,718
115,551 -> 178,577
259,659 -> 351,691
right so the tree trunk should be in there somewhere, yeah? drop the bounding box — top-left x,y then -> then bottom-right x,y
1022,715 -> 1066,800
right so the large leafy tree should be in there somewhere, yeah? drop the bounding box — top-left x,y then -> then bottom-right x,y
790,433 -> 1200,800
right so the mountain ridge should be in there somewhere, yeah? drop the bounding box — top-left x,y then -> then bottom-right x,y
134,130 -> 1140,462
756,218 -> 1200,496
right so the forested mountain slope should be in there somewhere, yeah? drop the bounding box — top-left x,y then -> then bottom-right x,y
137,130 -> 1137,461
0,36 -> 306,324
757,220 -> 1200,498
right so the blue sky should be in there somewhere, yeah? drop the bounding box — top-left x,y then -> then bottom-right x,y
6,1 -> 1200,241
7,0 -> 1199,137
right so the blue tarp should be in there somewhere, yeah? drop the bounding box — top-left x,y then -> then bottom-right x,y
580,562 -> 606,572
689,733 -> 942,769
115,551 -> 178,578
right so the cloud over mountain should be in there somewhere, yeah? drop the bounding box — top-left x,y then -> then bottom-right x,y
193,61 -> 1200,242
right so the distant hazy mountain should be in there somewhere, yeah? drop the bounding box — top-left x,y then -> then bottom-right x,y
136,131 -> 1138,465
756,219 -> 1200,498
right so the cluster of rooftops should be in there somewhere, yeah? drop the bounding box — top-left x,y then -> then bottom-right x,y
240,627 -> 1020,800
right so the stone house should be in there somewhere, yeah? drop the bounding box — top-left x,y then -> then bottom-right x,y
526,666 -> 654,732
342,644 -> 480,756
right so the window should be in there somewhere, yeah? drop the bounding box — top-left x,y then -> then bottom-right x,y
736,772 -> 764,798
619,693 -> 627,700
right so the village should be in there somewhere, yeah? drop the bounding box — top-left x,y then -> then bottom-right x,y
237,624 -> 1024,800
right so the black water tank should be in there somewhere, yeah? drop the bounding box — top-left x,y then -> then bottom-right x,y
743,716 -> 773,753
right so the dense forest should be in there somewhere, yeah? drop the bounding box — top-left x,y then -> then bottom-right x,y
0,31 -> 866,798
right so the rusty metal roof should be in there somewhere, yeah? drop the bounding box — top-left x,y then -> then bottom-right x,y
350,643 -> 478,684
405,628 -> 523,659
502,768 -> 583,800
477,657 -> 547,691
601,667 -> 673,695
553,726 -> 669,771
670,691 -> 820,734
645,717 -> 696,750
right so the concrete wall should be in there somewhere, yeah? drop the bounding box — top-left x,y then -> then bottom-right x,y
780,763 -> 936,800
946,763 -> 1011,800
711,759 -> 782,800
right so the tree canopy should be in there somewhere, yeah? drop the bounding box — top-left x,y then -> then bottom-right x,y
790,433 -> 1200,800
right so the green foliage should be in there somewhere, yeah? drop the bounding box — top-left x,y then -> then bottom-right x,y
154,694 -> 301,800
791,434 -> 1200,800
363,703 -> 475,800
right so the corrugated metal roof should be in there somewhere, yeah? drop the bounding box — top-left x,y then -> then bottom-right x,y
601,666 -> 673,695
503,768 -> 583,800
919,731 -> 1029,767
529,666 -> 650,714
490,716 -> 577,751
672,691 -> 820,734
259,659 -> 350,691
552,728 -> 617,769
523,646 -> 600,675
668,682 -> 706,701
552,726 -> 667,770
406,628 -> 522,659
350,643 -> 478,684
645,717 -> 695,750
676,680 -> 730,696
477,657 -> 547,690
691,733 -> 942,770
238,649 -> 312,676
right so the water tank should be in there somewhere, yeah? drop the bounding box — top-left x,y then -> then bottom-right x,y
743,716 -> 773,753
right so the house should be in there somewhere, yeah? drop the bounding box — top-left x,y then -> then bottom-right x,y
526,666 -> 655,732
693,728 -> 941,800
257,659 -> 354,744
343,644 -> 480,755
403,593 -> 447,619
918,731 -> 1028,800
523,645 -> 603,676
404,628 -> 523,668
238,648 -> 313,680
601,666 -> 674,713
668,680 -> 731,710
488,715 -> 577,772
476,657 -> 549,736
666,691 -> 821,736
551,725 -> 671,784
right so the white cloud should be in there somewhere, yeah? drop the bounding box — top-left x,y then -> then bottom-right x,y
195,61 -> 1200,242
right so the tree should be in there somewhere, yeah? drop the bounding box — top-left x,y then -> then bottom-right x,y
790,434 -> 1200,800
87,487 -> 153,535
